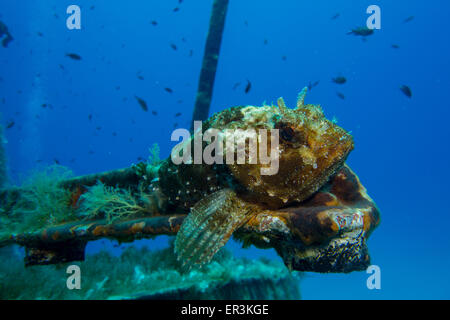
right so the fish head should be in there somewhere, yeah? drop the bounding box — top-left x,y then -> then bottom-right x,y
216,88 -> 354,208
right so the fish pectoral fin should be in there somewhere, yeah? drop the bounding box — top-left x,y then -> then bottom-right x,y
174,189 -> 254,271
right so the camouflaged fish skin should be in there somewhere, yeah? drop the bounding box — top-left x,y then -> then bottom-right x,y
0,90 -> 358,271
155,89 -> 354,211
151,90 -> 354,268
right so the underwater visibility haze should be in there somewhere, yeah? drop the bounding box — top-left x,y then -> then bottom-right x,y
0,0 -> 450,300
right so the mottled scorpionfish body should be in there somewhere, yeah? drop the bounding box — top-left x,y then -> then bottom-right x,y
145,89 -> 354,269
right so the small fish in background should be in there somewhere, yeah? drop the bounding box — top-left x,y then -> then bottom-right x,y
188,49 -> 193,57
307,80 -> 320,91
263,38 -> 268,45
151,110 -> 158,116
244,80 -> 252,94
135,95 -> 148,111
164,87 -> 173,93
58,64 -> 65,70
173,7 -> 180,12
175,112 -> 182,117
332,76 -> 347,84
151,20 -> 158,26
88,114 -> 93,121
330,13 -> 340,20
336,92 -> 345,100
347,26 -> 374,37
391,44 -> 400,49
170,43 -> 177,51
232,82 -> 241,90
37,32 -> 44,37
137,74 -> 144,80
281,55 -> 287,61
66,53 -> 82,60
6,121 -> 14,129
400,85 -> 412,98
90,5 -> 95,10
173,122 -> 179,128
179,0 -> 183,3
0,20 -> 14,48
115,86 -> 120,90
53,158 -> 60,165
112,132 -> 117,137
403,16 -> 414,23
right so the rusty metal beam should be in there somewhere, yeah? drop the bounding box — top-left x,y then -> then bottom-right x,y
1,166 -> 380,273
191,0 -> 230,130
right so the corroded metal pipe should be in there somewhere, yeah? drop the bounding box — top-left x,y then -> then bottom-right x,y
2,165 -> 380,272
191,0 -> 230,130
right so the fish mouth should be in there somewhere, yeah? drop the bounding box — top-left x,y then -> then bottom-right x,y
301,133 -> 354,202
325,134 -> 354,176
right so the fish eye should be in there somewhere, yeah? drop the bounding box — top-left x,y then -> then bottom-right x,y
275,122 -> 295,142
280,126 -> 295,141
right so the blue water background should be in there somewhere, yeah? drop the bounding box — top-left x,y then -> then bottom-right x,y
1,0 -> 449,299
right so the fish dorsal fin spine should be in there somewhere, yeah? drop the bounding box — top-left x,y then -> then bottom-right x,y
277,97 -> 288,116
296,87 -> 308,109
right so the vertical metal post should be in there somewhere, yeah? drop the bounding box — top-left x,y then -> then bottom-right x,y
0,121 -> 7,188
190,0 -> 230,131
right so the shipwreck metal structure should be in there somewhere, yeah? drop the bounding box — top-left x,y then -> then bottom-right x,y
0,164 -> 379,273
0,0 -> 380,274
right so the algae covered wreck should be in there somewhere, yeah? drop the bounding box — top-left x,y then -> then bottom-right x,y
0,92 -> 380,277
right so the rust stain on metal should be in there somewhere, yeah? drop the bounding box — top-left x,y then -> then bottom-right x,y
92,225 -> 108,236
130,222 -> 145,234
51,231 -> 60,241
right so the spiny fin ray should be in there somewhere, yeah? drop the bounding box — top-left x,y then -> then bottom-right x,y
174,189 -> 254,271
297,87 -> 308,108
277,97 -> 289,116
